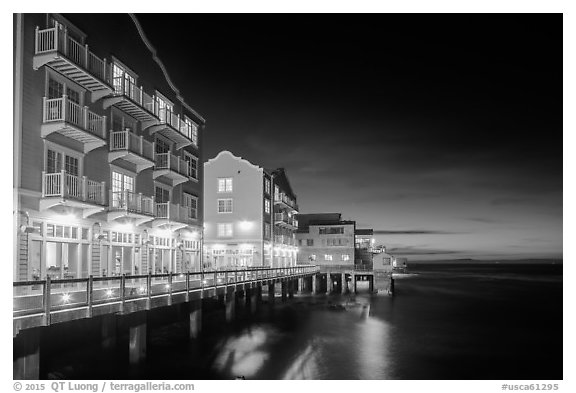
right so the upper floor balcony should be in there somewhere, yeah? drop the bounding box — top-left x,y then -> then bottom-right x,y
274,212 -> 298,229
146,108 -> 195,150
274,192 -> 299,213
274,235 -> 296,247
40,171 -> 106,218
152,153 -> 191,187
153,202 -> 197,230
107,190 -> 155,225
41,95 -> 107,153
33,23 -> 113,102
102,78 -> 159,128
108,130 -> 155,173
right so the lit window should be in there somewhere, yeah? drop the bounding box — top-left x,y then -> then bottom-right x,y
342,254 -> 350,261
264,223 -> 271,238
309,254 -> 317,261
264,178 -> 271,194
264,198 -> 270,214
217,223 -> 233,237
218,198 -> 233,213
324,254 -> 333,261
184,194 -> 198,219
218,178 -> 233,192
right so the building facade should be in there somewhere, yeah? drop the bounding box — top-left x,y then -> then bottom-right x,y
295,213 -> 356,267
13,14 -> 205,282
203,151 -> 299,269
296,213 -> 374,269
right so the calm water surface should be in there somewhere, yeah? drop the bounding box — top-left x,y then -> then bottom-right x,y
46,263 -> 563,380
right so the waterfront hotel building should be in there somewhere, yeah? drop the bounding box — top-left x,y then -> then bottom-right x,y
203,151 -> 299,269
296,213 -> 374,268
13,14 -> 205,282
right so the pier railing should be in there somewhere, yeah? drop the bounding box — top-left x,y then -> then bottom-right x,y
13,266 -> 319,326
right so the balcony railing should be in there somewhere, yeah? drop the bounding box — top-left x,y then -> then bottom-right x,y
274,213 -> 298,228
112,77 -> 156,114
110,191 -> 154,216
43,96 -> 106,139
155,153 -> 190,177
42,171 -> 106,205
274,235 -> 296,246
155,202 -> 197,223
110,130 -> 155,161
274,192 -> 298,211
35,24 -> 110,84
156,107 -> 194,141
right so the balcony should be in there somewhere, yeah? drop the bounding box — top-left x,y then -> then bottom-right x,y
274,192 -> 299,213
153,202 -> 197,230
108,131 -> 155,173
41,96 -> 107,153
33,24 -> 113,101
107,191 -> 155,225
274,213 -> 298,229
41,171 -> 106,217
146,108 -> 194,149
153,153 -> 190,186
102,78 -> 159,127
274,235 -> 296,246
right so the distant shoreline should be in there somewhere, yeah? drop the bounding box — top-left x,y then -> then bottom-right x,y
407,259 -> 563,265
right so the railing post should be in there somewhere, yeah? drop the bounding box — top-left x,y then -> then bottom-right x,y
224,271 -> 228,289
62,94 -> 67,121
139,135 -> 144,155
54,22 -> 59,52
84,44 -> 89,69
83,105 -> 89,130
102,116 -> 107,139
101,181 -> 106,205
103,58 -> 107,83
42,97 -> 47,122
60,170 -> 66,198
138,192 -> 143,212
35,26 -> 39,53
120,274 -> 126,313
87,275 -> 93,318
63,26 -> 68,55
168,272 -> 173,304
139,86 -> 143,105
82,176 -> 87,201
41,171 -> 46,196
214,271 -> 218,290
44,277 -> 52,326
185,271 -> 190,302
146,271 -> 152,310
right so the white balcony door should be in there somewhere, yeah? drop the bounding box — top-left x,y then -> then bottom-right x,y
112,171 -> 134,208
183,193 -> 198,219
155,186 -> 170,204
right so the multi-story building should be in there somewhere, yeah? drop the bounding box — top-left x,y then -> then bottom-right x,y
295,213 -> 356,267
296,213 -> 374,269
203,150 -> 299,269
13,14 -> 205,282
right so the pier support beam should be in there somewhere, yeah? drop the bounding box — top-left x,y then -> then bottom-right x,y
225,292 -> 236,322
189,299 -> 202,340
312,274 -> 317,294
127,312 -> 147,366
101,313 -> 117,351
352,273 -> 357,294
327,273 -> 333,294
268,283 -> 275,304
13,327 -> 41,380
281,280 -> 288,301
341,273 -> 347,294
298,277 -> 303,293
288,280 -> 295,299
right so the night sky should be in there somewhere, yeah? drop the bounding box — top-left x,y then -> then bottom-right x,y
132,14 -> 562,260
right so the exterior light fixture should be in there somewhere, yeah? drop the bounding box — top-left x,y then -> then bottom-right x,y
139,287 -> 146,294
239,220 -> 253,230
62,293 -> 71,303
106,289 -> 113,297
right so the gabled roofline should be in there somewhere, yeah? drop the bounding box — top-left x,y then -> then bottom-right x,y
129,14 -> 206,124
204,150 -> 264,172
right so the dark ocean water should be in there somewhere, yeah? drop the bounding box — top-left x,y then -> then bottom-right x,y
43,263 -> 563,380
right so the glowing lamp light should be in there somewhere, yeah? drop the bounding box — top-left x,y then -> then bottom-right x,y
62,293 -> 71,303
239,220 -> 254,231
139,287 -> 146,294
179,274 -> 184,278
165,284 -> 171,289
202,279 -> 208,285
106,289 -> 113,297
